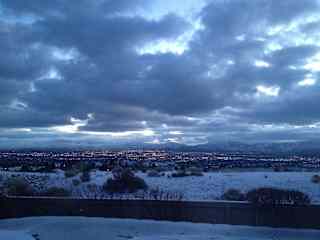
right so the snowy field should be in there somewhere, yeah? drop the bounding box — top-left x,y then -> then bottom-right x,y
1,170 -> 320,203
0,216 -> 319,240
139,171 -> 320,202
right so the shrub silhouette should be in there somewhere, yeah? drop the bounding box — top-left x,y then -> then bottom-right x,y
246,187 -> 310,206
80,171 -> 91,182
4,177 -> 34,196
103,168 -> 147,193
311,174 -> 320,184
72,179 -> 81,186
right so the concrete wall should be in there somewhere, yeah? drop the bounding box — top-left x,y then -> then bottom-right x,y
1,197 -> 319,229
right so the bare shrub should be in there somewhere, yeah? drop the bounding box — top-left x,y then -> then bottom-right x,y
145,188 -> 184,201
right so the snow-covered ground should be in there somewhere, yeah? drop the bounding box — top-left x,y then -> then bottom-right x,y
1,170 -> 320,202
138,171 -> 320,202
0,216 -> 319,240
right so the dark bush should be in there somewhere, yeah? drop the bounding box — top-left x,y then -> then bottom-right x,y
246,187 -> 310,206
41,187 -> 70,197
221,189 -> 246,201
72,179 -> 81,186
65,163 -> 95,178
311,174 -> 320,184
87,183 -> 99,193
20,164 -> 33,172
4,177 -> 34,196
38,163 -> 56,173
0,183 -> 4,198
78,162 -> 95,173
103,168 -> 147,193
80,171 -> 91,182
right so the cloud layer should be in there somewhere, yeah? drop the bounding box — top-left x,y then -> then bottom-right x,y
1,0 -> 320,148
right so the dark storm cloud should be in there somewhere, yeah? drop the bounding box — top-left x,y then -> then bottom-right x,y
1,0 -> 320,147
0,22 -> 49,106
0,0 -> 190,130
185,0 -> 320,127
0,106 -> 68,128
267,46 -> 319,68
1,0 -> 148,17
238,85 -> 320,125
200,0 -> 318,35
31,14 -> 187,58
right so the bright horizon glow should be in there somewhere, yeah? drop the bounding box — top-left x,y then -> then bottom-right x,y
169,131 -> 183,135
49,115 -> 156,137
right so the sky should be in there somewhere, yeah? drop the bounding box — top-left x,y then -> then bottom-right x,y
1,0 -> 320,148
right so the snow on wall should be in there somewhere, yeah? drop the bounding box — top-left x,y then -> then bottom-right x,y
0,217 -> 319,240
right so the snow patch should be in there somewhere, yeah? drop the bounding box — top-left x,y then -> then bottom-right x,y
0,217 -> 319,240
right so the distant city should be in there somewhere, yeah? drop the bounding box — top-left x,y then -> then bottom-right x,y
1,149 -> 320,172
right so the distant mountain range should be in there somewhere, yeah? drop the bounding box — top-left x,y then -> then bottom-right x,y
139,141 -> 320,155
2,141 -> 320,155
